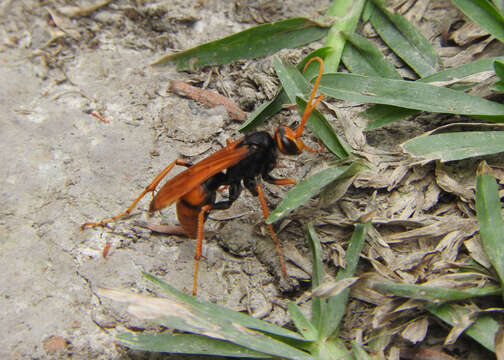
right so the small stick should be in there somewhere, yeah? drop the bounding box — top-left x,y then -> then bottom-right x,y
90,111 -> 109,123
102,242 -> 112,258
169,81 -> 246,121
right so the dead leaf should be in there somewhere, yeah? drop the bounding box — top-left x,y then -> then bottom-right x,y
444,304 -> 478,345
449,21 -> 489,46
435,166 -> 474,202
59,0 -> 115,18
464,235 -> 492,268
312,277 -> 359,298
45,8 -> 81,40
401,317 -> 428,343
495,327 -> 504,360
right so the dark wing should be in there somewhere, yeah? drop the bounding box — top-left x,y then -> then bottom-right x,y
150,138 -> 250,211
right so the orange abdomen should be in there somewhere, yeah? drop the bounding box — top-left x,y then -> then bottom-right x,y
176,185 -> 208,239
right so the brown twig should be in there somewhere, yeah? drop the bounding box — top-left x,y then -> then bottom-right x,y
90,111 -> 109,123
169,81 -> 246,121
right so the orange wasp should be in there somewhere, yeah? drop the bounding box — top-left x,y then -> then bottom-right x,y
82,57 -> 325,295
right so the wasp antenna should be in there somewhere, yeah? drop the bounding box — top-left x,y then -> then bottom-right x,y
295,56 -> 325,139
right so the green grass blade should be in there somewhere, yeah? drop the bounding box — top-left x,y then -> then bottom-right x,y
266,165 -> 351,224
365,56 -> 504,129
364,106 -> 419,130
497,0 -> 504,13
273,57 -> 311,102
318,73 -> 504,121
342,32 -> 402,79
476,173 -> 504,297
288,302 -> 318,341
153,17 -> 330,70
266,57 -> 350,159
307,223 -> 325,330
428,304 -> 498,352
368,1 -> 441,77
421,56 -> 504,83
117,332 -> 271,358
372,281 -> 501,301
324,0 -> 366,72
310,339 -> 349,360
321,222 -> 370,340
239,48 -> 332,133
101,286 -> 314,360
451,0 -> 504,43
494,60 -> 504,91
297,97 -> 352,159
352,340 -> 373,360
272,57 -> 351,158
239,90 -> 289,132
402,131 -> 504,163
143,273 -> 306,341
495,60 -> 504,79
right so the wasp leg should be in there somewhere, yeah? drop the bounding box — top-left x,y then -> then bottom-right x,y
262,173 -> 296,186
193,204 -> 212,296
253,183 -> 287,279
134,221 -> 187,235
81,159 -> 192,229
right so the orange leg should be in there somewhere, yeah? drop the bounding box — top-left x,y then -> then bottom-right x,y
81,159 -> 191,229
193,204 -> 212,296
255,184 -> 287,278
268,178 -> 296,186
295,56 -> 325,140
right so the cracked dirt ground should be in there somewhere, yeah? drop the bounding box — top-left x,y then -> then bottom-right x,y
0,1 -> 334,358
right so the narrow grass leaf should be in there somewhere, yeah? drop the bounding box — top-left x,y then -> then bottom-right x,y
364,106 -> 419,129
298,47 -> 334,79
273,57 -> 311,103
368,1 -> 441,77
324,0 -> 367,72
239,48 -> 332,133
451,0 -> 504,43
497,0 -> 504,13
239,91 -> 288,132
266,165 -> 350,224
352,341 -> 373,360
288,302 -> 318,341
307,223 -> 324,330
143,273 -> 306,341
318,73 -> 504,121
342,32 -> 402,79
372,281 -> 501,301
365,56 -> 504,129
264,59 -> 350,158
310,339 -> 349,360
495,60 -> 504,79
117,332 -> 271,358
428,304 -> 498,352
153,18 -> 331,70
101,286 -> 314,360
494,60 -> 504,91
297,97 -> 352,158
476,174 -> 504,296
321,222 -> 370,340
402,131 -> 504,163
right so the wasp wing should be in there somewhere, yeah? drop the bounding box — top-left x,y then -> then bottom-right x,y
150,139 -> 250,211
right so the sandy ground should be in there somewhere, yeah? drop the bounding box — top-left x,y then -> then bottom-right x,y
0,1 -> 333,358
